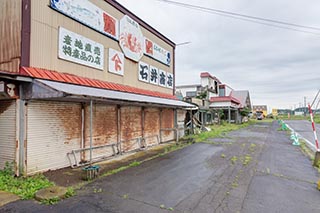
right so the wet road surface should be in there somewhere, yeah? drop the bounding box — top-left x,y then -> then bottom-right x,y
1,121 -> 320,212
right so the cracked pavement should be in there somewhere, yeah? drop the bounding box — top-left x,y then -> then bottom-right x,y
1,121 -> 320,213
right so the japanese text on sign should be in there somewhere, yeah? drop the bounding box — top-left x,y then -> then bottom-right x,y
58,27 -> 104,70
138,61 -> 173,89
51,0 -> 118,40
144,38 -> 171,66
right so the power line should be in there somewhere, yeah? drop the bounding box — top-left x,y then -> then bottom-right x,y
154,0 -> 320,35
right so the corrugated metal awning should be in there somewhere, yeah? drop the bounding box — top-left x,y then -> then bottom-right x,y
33,79 -> 196,109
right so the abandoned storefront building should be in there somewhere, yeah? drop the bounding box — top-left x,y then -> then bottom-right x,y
176,72 -> 252,125
0,0 -> 194,175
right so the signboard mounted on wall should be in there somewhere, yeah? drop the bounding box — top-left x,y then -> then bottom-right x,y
108,48 -> 124,76
144,38 -> 171,66
149,65 -> 159,85
50,0 -> 118,40
138,61 -> 150,83
58,27 -> 104,70
119,15 -> 144,62
138,61 -> 174,89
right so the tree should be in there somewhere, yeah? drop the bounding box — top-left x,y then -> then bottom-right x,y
240,107 -> 250,117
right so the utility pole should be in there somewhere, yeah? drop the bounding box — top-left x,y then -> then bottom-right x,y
304,96 -> 307,117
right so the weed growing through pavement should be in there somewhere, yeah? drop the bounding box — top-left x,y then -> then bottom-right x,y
242,155 -> 252,166
221,153 -> 226,158
93,188 -> 103,193
249,143 -> 256,152
230,156 -> 238,165
102,161 -> 141,177
65,187 -> 75,198
40,196 -> 60,205
299,141 -> 314,161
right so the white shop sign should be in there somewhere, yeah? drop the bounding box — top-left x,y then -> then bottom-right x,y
138,61 -> 174,89
144,38 -> 171,66
108,48 -> 124,76
51,0 -> 118,40
119,15 -> 144,62
58,27 -> 104,70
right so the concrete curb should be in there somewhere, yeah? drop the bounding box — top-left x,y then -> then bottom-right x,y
0,191 -> 20,207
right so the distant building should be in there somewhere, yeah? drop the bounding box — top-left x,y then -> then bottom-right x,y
253,105 -> 268,117
176,72 -> 251,124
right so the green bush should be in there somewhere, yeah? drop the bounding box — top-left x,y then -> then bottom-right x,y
0,162 -> 54,199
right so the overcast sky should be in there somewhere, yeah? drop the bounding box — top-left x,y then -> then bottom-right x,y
116,0 -> 320,111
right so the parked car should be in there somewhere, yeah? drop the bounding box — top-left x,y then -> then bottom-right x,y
256,111 -> 264,120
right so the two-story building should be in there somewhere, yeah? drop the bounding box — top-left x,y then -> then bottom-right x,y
0,0 -> 194,175
176,72 -> 252,124
176,72 -> 221,126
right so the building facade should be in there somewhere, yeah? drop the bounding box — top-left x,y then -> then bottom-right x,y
0,0 -> 194,175
176,72 -> 251,124
252,105 -> 268,117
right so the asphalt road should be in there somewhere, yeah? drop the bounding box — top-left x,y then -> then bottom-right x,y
1,121 -> 320,213
284,120 -> 320,150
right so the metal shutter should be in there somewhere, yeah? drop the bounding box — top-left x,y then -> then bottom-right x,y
161,108 -> 175,142
27,101 -> 81,174
120,106 -> 142,152
84,104 -> 117,161
0,100 -> 16,169
144,107 -> 160,146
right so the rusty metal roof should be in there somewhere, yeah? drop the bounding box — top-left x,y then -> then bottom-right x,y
210,96 -> 241,104
20,66 -> 177,100
35,79 -> 196,108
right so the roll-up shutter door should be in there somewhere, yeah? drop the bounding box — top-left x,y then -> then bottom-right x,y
0,100 -> 16,169
161,108 -> 174,142
144,107 -> 160,146
121,106 -> 142,152
27,101 -> 81,174
84,104 -> 117,160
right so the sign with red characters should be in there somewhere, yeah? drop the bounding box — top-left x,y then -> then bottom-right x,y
119,15 -> 144,62
108,48 -> 124,76
144,38 -> 171,66
51,0 -> 119,40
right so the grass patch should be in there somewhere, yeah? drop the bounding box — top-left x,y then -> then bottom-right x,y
299,141 -> 315,161
0,162 -> 54,200
313,116 -> 320,124
102,161 -> 141,177
278,115 -> 308,120
185,121 -> 255,143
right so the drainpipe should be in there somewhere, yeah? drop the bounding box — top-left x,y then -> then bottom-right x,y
174,108 -> 178,142
117,105 -> 121,154
90,100 -> 93,163
141,107 -> 145,148
81,104 -> 84,161
159,109 -> 162,143
18,99 -> 25,176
